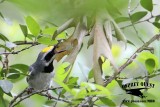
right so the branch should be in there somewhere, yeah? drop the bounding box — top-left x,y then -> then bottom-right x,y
120,14 -> 159,30
130,1 -> 140,13
128,0 -> 144,43
77,96 -> 94,107
104,34 -> 160,86
13,41 -> 39,45
117,72 -> 160,80
0,43 -> 38,55
9,87 -> 71,107
38,93 -> 71,104
9,88 -> 28,107
52,18 -> 75,40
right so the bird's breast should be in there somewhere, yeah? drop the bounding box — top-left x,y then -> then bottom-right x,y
28,72 -> 54,90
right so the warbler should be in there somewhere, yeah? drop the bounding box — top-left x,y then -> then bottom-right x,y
26,44 -> 63,91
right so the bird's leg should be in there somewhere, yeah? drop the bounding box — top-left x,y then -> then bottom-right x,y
46,91 -> 52,100
26,87 -> 34,94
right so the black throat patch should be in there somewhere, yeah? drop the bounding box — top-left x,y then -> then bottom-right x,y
43,61 -> 54,73
44,47 -> 55,62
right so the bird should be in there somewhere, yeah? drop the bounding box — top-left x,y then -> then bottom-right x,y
26,44 -> 64,91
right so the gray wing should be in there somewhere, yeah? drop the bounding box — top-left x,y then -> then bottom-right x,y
26,66 -> 35,82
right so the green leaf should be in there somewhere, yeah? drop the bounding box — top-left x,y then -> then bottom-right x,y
26,34 -> 35,40
124,102 -> 139,107
145,58 -> 156,74
42,27 -> 66,40
137,52 -> 159,68
155,16 -> 160,22
99,97 -> 116,106
19,24 -> 28,37
127,40 -> 136,47
88,69 -> 93,79
10,64 -> 29,74
0,80 -> 13,93
62,62 -> 70,68
6,69 -> 20,79
0,89 -> 7,107
54,61 -> 70,82
0,33 -> 9,41
152,22 -> 160,28
0,56 -> 2,61
56,32 -> 66,40
115,17 -> 130,23
112,20 -> 127,47
67,77 -> 78,85
87,36 -> 94,48
5,92 -> 12,97
38,37 -> 57,45
140,0 -> 153,11
0,44 -> 11,52
0,12 -> 4,19
43,26 -> 66,40
44,100 -> 55,106
25,16 -> 40,36
42,27 -> 57,35
131,11 -> 148,23
115,79 -> 123,88
54,79 -> 73,94
1,86 -> 12,97
106,0 -> 121,17
81,82 -> 111,97
72,88 -> 87,99
0,88 -> 3,95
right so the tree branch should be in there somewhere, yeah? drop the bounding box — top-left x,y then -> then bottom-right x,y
52,18 -> 75,40
13,41 -> 39,45
77,96 -> 94,107
128,0 -> 144,43
104,34 -> 160,86
120,14 -> 159,30
8,87 -> 71,107
0,43 -> 39,55
38,93 -> 71,104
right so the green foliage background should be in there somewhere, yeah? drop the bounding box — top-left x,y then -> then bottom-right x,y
0,0 -> 160,107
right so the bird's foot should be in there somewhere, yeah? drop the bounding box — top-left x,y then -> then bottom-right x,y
26,87 -> 34,94
46,91 -> 52,100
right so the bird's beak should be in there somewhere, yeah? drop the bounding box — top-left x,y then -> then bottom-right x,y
54,48 -> 66,54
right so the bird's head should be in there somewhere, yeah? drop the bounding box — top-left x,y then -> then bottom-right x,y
36,44 -> 65,66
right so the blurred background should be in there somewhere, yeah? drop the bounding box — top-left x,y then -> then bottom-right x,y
0,0 -> 160,107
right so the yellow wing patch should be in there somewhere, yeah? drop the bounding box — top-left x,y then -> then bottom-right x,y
41,46 -> 54,53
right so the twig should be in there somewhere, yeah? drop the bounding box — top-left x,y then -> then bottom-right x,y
9,87 -> 65,107
77,96 -> 94,107
119,98 -> 126,107
4,54 -> 9,72
9,88 -> 28,107
117,72 -> 160,80
0,44 -> 38,55
120,14 -> 159,30
89,97 -> 99,107
38,93 -> 71,104
104,34 -> 160,86
130,2 -> 140,12
128,0 -> 144,43
52,89 -> 62,107
52,18 -> 75,40
13,41 -> 39,45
